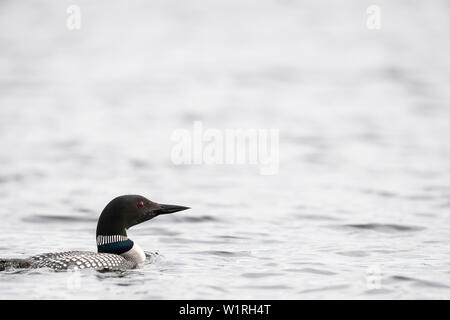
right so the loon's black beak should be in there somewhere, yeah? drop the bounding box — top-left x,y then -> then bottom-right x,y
153,204 -> 190,215
131,204 -> 190,227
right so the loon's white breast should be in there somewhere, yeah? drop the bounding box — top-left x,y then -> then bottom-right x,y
120,242 -> 146,264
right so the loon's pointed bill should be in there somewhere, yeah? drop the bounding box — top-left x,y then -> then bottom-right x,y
154,204 -> 190,215
0,195 -> 190,271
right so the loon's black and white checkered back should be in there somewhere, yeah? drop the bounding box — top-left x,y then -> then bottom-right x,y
29,251 -> 136,271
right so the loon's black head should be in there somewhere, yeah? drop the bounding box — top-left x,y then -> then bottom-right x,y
96,195 -> 189,237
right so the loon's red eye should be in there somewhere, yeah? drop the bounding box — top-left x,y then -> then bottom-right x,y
138,201 -> 144,208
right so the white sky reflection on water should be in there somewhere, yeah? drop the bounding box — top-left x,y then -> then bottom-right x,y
0,0 -> 449,299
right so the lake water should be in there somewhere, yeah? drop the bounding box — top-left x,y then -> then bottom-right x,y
0,0 -> 449,299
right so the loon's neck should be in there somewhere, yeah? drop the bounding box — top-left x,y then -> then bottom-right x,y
96,235 -> 146,264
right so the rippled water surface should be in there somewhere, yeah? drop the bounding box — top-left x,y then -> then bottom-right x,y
0,1 -> 449,299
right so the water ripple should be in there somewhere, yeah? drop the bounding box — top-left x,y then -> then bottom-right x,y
296,268 -> 337,275
241,272 -> 283,278
170,215 -> 218,223
22,215 -> 97,223
299,284 -> 349,294
192,250 -> 251,257
390,276 -> 450,289
343,223 -> 425,233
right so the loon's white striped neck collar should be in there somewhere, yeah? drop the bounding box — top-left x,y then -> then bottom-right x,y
96,235 -> 128,246
96,235 -> 146,264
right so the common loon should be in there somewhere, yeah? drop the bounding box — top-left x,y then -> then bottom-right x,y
0,195 -> 189,271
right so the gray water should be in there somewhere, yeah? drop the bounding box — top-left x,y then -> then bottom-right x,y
0,0 -> 449,299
